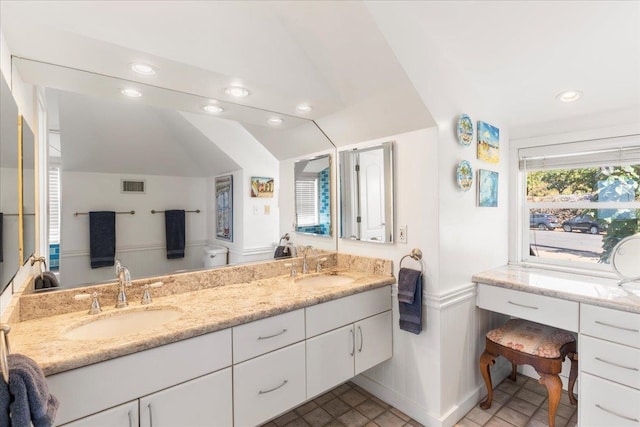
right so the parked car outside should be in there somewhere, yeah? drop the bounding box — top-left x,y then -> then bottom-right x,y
562,212 -> 606,234
530,213 -> 560,230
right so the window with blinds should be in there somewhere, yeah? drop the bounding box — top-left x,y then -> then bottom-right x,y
295,179 -> 319,226
520,135 -> 640,269
48,167 -> 61,244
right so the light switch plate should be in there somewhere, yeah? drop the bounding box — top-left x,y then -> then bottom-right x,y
399,225 -> 407,243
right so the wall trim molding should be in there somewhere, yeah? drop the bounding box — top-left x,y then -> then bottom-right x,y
61,240 -> 208,258
227,246 -> 273,257
392,282 -> 476,310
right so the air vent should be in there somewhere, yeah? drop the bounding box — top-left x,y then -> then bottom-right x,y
121,179 -> 146,194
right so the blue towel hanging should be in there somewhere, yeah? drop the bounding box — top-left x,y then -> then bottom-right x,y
89,211 -> 116,268
165,210 -> 186,259
398,267 -> 422,334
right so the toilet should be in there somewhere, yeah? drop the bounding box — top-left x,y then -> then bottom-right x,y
202,245 -> 228,268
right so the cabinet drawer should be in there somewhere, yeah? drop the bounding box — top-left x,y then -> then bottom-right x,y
233,309 -> 305,363
581,335 -> 640,389
581,304 -> 640,349
476,284 -> 578,332
234,342 -> 306,427
306,286 -> 391,337
580,373 -> 640,426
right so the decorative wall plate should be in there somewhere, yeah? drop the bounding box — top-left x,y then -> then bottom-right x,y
456,114 -> 473,146
456,160 -> 473,191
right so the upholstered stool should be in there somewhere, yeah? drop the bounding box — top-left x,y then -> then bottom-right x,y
479,319 -> 578,427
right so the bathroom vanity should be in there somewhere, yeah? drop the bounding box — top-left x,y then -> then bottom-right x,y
4,253 -> 395,426
474,265 -> 640,427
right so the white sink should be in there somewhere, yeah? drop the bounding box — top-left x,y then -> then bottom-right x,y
65,307 -> 182,340
295,274 -> 355,287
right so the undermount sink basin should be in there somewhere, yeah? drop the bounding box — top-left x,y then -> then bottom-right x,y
65,307 -> 182,340
295,274 -> 355,287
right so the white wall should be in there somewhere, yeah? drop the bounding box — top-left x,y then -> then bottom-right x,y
182,112 -> 280,263
58,171 -> 208,285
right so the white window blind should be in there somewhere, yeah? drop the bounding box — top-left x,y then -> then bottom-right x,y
48,167 -> 60,244
296,179 -> 318,226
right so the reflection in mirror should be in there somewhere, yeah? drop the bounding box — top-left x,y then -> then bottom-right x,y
611,233 -> 640,285
0,73 -> 20,291
340,142 -> 394,243
295,155 -> 332,237
21,117 -> 36,263
11,57 -> 336,291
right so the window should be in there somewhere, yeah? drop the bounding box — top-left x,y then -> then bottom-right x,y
519,136 -> 640,272
48,166 -> 61,245
295,178 -> 319,226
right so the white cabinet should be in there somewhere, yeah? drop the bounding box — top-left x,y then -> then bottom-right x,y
139,368 -> 232,427
234,342 -> 306,427
579,304 -> 640,427
355,310 -> 393,375
62,401 -> 138,427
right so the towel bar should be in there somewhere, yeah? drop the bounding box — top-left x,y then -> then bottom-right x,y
151,209 -> 200,214
399,248 -> 424,273
74,210 -> 135,216
0,324 -> 11,384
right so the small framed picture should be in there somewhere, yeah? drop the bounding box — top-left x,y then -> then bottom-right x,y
251,177 -> 274,198
478,169 -> 499,207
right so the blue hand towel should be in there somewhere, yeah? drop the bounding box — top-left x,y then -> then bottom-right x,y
165,210 -> 186,259
89,211 -> 116,268
0,353 -> 59,427
398,268 -> 422,334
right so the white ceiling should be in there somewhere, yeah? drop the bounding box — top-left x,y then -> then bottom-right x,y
1,0 -> 638,145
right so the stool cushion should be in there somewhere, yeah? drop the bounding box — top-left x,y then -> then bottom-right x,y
486,319 -> 575,358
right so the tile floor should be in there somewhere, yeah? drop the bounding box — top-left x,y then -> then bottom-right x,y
261,374 -> 577,427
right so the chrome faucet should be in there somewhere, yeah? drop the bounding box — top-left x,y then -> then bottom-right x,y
301,245 -> 316,274
115,260 -> 131,308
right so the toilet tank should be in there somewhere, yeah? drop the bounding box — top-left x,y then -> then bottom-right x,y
202,245 -> 228,268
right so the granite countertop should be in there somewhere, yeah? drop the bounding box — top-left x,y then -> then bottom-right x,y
473,264 -> 640,314
9,270 -> 395,376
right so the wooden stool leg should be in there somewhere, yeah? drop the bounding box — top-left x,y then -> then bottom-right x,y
567,352 -> 578,406
509,362 -> 517,381
479,350 -> 496,409
539,373 -> 562,427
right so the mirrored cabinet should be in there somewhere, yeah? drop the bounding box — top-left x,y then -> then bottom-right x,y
339,142 -> 394,244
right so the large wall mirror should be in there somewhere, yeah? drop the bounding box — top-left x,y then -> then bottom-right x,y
0,73 -> 20,292
294,154 -> 332,237
339,141 -> 394,243
12,57 -> 336,291
20,116 -> 36,264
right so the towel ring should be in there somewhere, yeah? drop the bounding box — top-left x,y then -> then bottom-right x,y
399,248 -> 424,273
0,324 -> 11,384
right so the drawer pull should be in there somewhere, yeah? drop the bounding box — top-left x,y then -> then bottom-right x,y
257,329 -> 288,340
595,357 -> 639,371
595,320 -> 639,333
128,410 -> 133,427
507,301 -> 539,310
147,403 -> 154,426
258,379 -> 288,395
595,404 -> 639,423
357,326 -> 363,353
350,329 -> 355,356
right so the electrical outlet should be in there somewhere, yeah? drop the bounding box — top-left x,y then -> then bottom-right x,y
399,225 -> 408,243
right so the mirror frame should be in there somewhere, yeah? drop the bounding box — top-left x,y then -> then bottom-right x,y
339,141 -> 394,244
611,233 -> 640,285
294,153 -> 333,237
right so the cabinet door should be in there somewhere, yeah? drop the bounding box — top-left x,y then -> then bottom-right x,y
62,401 -> 138,427
139,368 -> 232,427
306,324 -> 354,398
355,310 -> 392,375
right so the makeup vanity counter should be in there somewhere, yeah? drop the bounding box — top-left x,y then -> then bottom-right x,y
4,253 -> 395,426
474,264 -> 640,427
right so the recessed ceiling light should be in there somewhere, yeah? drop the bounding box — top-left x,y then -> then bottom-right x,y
296,104 -> 312,113
557,90 -> 583,103
130,63 -> 157,76
268,117 -> 283,125
121,88 -> 142,98
203,105 -> 224,114
225,86 -> 249,98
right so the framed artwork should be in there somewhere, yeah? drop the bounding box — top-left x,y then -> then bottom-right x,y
456,160 -> 473,191
251,177 -> 274,198
478,169 -> 499,207
477,121 -> 500,163
215,175 -> 233,241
